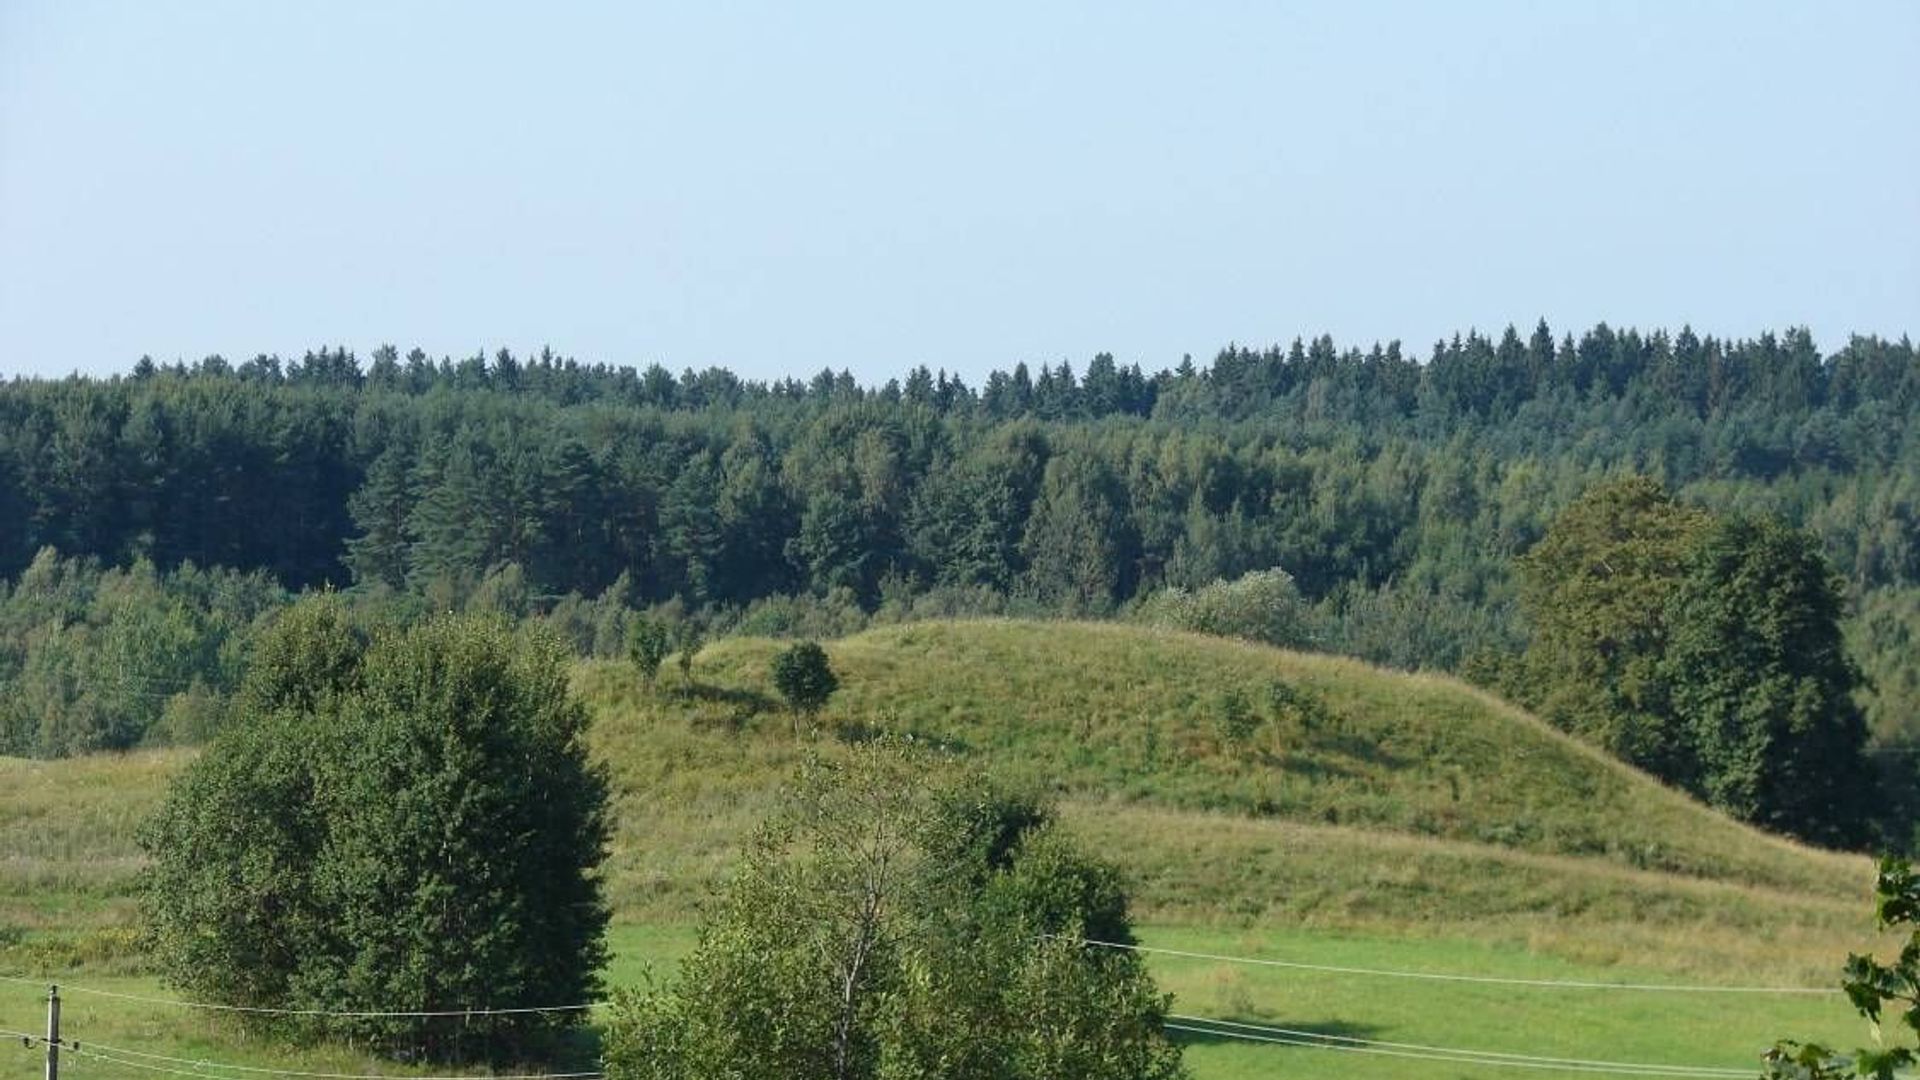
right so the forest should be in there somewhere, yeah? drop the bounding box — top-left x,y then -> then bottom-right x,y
2,321 -> 1916,827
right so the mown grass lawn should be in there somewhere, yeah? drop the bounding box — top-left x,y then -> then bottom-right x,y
1,921 -> 1866,1080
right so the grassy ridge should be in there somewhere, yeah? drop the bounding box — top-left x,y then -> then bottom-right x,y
589,619 -> 1869,891
581,618 -> 1875,980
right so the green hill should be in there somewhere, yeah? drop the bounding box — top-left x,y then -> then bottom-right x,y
583,618 -> 1873,978
1,618 -> 1877,983
1,618 -> 1894,1078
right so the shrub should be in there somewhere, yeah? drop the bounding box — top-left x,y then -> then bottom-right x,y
772,641 -> 840,715
1266,679 -> 1333,732
1135,568 -> 1309,649
140,601 -> 610,1062
627,615 -> 672,684
602,740 -> 1185,1080
1213,689 -> 1260,751
676,622 -> 705,688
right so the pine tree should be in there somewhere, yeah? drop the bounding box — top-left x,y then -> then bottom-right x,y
345,447 -> 417,591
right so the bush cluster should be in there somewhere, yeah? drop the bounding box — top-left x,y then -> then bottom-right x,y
140,599 -> 610,1062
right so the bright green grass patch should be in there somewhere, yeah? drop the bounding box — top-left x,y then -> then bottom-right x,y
1136,923 -> 1862,1080
0,922 -> 1867,1080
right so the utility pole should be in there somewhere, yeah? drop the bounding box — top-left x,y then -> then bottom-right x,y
44,985 -> 58,1080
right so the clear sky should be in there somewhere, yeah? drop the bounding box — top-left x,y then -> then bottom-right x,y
2,1 -> 1915,384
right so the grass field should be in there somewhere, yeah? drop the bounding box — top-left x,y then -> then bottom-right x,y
0,923 -> 1872,1080
0,618 -> 1895,1077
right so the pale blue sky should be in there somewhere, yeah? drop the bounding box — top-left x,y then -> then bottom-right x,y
2,2 -> 1915,383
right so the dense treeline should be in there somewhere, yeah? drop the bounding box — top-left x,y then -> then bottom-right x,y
2,323 -> 1916,750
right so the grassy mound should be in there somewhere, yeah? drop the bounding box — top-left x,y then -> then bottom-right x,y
580,618 -> 1874,980
596,620 -> 1864,885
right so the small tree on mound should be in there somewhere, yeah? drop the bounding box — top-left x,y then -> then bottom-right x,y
675,622 -> 704,690
140,598 -> 610,1062
773,640 -> 839,715
627,614 -> 672,685
603,739 -> 1185,1080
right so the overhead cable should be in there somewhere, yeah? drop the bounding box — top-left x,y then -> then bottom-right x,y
1166,1013 -> 1749,1076
1063,936 -> 1839,994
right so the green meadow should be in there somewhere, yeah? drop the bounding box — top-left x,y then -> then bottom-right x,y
0,620 -> 1891,1078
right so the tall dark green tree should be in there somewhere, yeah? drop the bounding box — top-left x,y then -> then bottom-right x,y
1020,452 -> 1133,612
344,447 -> 416,591
1514,476 -> 1709,778
1664,516 -> 1871,846
659,451 -> 724,604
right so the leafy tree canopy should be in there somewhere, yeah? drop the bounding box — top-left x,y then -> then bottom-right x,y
1515,478 -> 1872,845
603,738 -> 1185,1080
1768,857 -> 1920,1078
139,598 -> 611,1063
772,640 -> 840,715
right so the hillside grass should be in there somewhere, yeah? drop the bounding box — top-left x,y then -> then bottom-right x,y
0,617 -> 1893,1076
581,619 -> 1875,978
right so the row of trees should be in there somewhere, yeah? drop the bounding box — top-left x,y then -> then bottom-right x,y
114,324 -> 1918,427
5,323 -> 1918,810
5,326 -> 1914,604
0,549 -> 284,756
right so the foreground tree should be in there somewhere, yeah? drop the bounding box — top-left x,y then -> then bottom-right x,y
602,739 -> 1185,1080
1767,857 -> 1920,1078
141,598 -> 610,1062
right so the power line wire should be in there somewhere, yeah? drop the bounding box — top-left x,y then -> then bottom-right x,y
53,1015 -> 1754,1080
1162,1020 -> 1744,1077
0,974 -> 1793,1080
1062,936 -> 1840,994
63,1040 -> 602,1080
66,1045 -> 267,1080
0,977 -> 596,1018
1166,1013 -> 1749,1076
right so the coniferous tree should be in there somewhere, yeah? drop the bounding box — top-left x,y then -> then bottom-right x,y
345,447 -> 417,591
1020,452 -> 1132,612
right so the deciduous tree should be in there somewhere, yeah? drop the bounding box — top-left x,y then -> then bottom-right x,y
602,740 -> 1185,1080
141,600 -> 610,1062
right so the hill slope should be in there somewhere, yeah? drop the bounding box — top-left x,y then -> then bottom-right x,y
583,619 -> 1873,979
